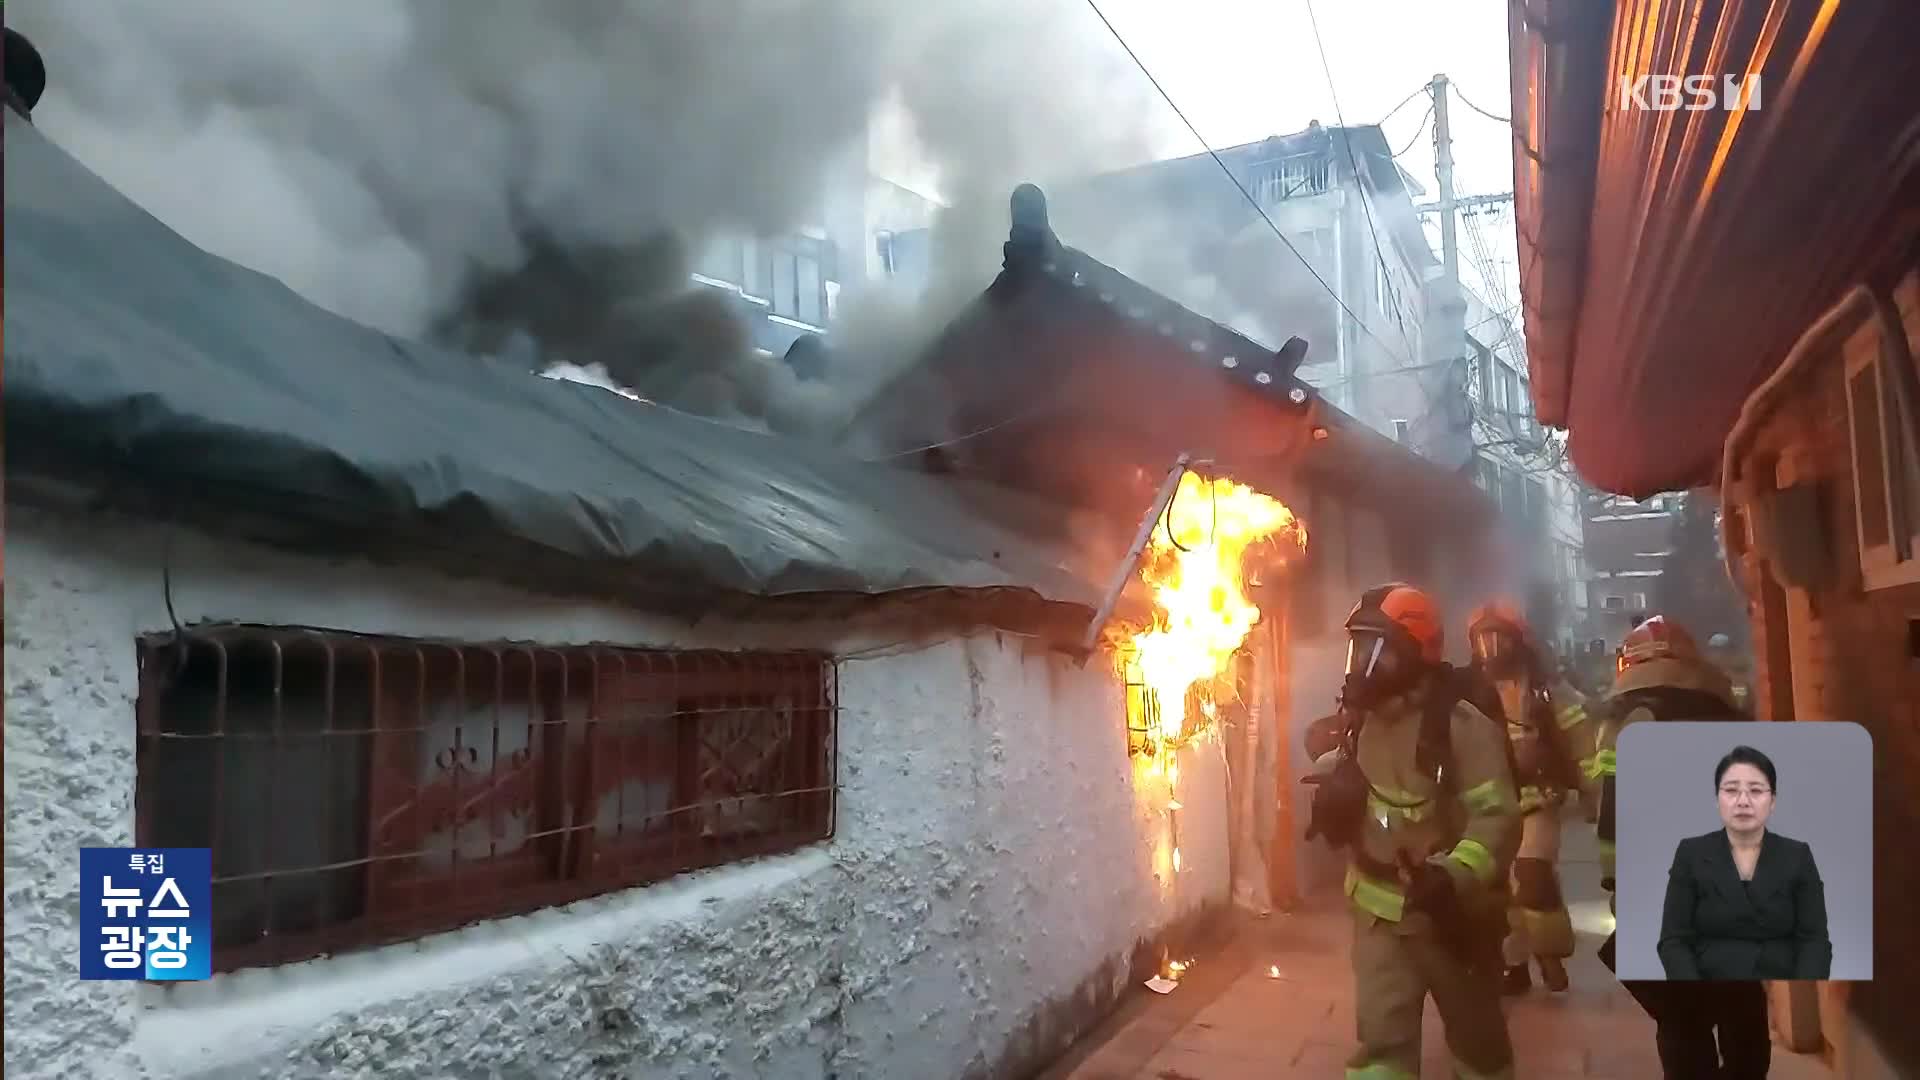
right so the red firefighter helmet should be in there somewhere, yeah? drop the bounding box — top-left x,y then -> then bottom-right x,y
1618,615 -> 1701,674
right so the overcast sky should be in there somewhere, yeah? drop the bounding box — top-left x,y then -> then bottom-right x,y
875,0 -> 1523,310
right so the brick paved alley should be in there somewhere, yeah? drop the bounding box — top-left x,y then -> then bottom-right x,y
1049,827 -> 1832,1079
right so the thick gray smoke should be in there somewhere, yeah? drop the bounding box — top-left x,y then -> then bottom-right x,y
13,1 -> 1167,435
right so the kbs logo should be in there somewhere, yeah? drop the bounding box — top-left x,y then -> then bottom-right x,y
1618,74 -> 1763,112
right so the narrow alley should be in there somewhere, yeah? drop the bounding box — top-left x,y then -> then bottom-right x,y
1050,826 -> 1831,1080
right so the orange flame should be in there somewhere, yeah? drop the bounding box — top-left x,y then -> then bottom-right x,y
1127,471 -> 1306,744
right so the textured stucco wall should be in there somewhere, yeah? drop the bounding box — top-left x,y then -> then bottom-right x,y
3,507 -> 1228,1080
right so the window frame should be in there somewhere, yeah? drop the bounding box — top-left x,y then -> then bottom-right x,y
134,628 -> 837,974
1843,318 -> 1920,589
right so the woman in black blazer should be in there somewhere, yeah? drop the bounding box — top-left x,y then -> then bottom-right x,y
1651,745 -> 1832,1077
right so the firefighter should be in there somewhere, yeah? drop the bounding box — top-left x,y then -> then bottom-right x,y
1465,601 -> 1593,996
1594,614 -> 1762,1080
1304,583 -> 1521,1080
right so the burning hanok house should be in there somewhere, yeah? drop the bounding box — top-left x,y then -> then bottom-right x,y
1510,0 -> 1918,1074
3,111 -> 1303,1077
848,184 -> 1502,902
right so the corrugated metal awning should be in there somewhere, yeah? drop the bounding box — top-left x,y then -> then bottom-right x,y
1511,0 -> 1920,495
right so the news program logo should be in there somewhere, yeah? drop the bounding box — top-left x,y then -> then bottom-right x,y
1618,73 -> 1763,113
79,847 -> 213,980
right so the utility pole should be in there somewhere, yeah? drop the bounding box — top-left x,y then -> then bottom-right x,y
1426,74 -> 1471,468
1432,73 -> 1459,293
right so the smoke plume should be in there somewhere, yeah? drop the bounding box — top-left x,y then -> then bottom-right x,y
12,1 -> 1171,435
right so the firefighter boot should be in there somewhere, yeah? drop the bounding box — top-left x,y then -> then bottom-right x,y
1511,857 -> 1574,991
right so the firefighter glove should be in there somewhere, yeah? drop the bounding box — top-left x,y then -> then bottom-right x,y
1302,754 -> 1367,849
1404,860 -> 1458,916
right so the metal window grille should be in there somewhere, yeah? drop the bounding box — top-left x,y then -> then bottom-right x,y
1120,647 -> 1160,756
1253,154 -> 1330,204
134,626 -> 836,973
1119,644 -> 1216,756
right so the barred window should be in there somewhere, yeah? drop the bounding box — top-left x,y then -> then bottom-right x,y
135,627 -> 836,973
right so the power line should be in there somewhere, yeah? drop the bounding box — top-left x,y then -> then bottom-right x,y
1466,302 -> 1520,337
1081,0 -> 1415,370
1390,105 -> 1434,159
1451,83 -> 1512,126
1374,84 -> 1432,127
857,392 -> 1064,461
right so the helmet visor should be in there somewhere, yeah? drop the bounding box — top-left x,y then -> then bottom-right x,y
1470,627 -> 1526,676
1345,631 -> 1394,681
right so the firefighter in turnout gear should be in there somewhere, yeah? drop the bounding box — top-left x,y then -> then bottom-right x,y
1305,584 -> 1521,1080
1594,615 -> 1760,1080
1593,616 -> 1743,908
1465,602 -> 1595,996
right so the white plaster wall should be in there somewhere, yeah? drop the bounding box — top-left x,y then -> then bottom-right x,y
3,507 -> 1228,1080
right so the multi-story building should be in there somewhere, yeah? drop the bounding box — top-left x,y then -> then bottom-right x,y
1039,123 -> 1446,459
683,139 -> 945,372
1579,490 -> 1683,649
1464,287 -> 1594,655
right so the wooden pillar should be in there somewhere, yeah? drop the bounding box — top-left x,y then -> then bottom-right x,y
1266,608 -> 1298,909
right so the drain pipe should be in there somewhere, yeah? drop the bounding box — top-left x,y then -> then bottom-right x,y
1716,286 -> 1877,599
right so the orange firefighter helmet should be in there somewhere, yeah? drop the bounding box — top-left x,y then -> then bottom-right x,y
1618,615 -> 1701,673
1348,583 -> 1444,661
1342,583 -> 1444,708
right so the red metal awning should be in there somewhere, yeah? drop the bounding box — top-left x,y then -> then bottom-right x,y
1510,0 -> 1920,496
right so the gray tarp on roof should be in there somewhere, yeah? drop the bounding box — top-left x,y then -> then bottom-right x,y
2,120 -> 1099,620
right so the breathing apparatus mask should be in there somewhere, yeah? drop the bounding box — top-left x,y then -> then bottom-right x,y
1340,583 -> 1443,712
1341,624 -> 1421,710
1469,623 -> 1530,682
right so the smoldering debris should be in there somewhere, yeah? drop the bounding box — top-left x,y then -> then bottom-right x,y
12,0 -> 1171,438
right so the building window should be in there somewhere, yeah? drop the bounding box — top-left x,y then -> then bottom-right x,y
1843,320 -> 1920,586
772,252 -> 799,318
1393,419 -> 1410,444
1603,595 -> 1625,611
875,230 -> 896,275
1502,471 -> 1527,524
1633,591 -> 1648,609
695,235 -> 743,287
741,237 -> 768,300
134,627 -> 836,973
769,247 -> 826,327
796,255 -> 823,325
1466,343 -> 1488,403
